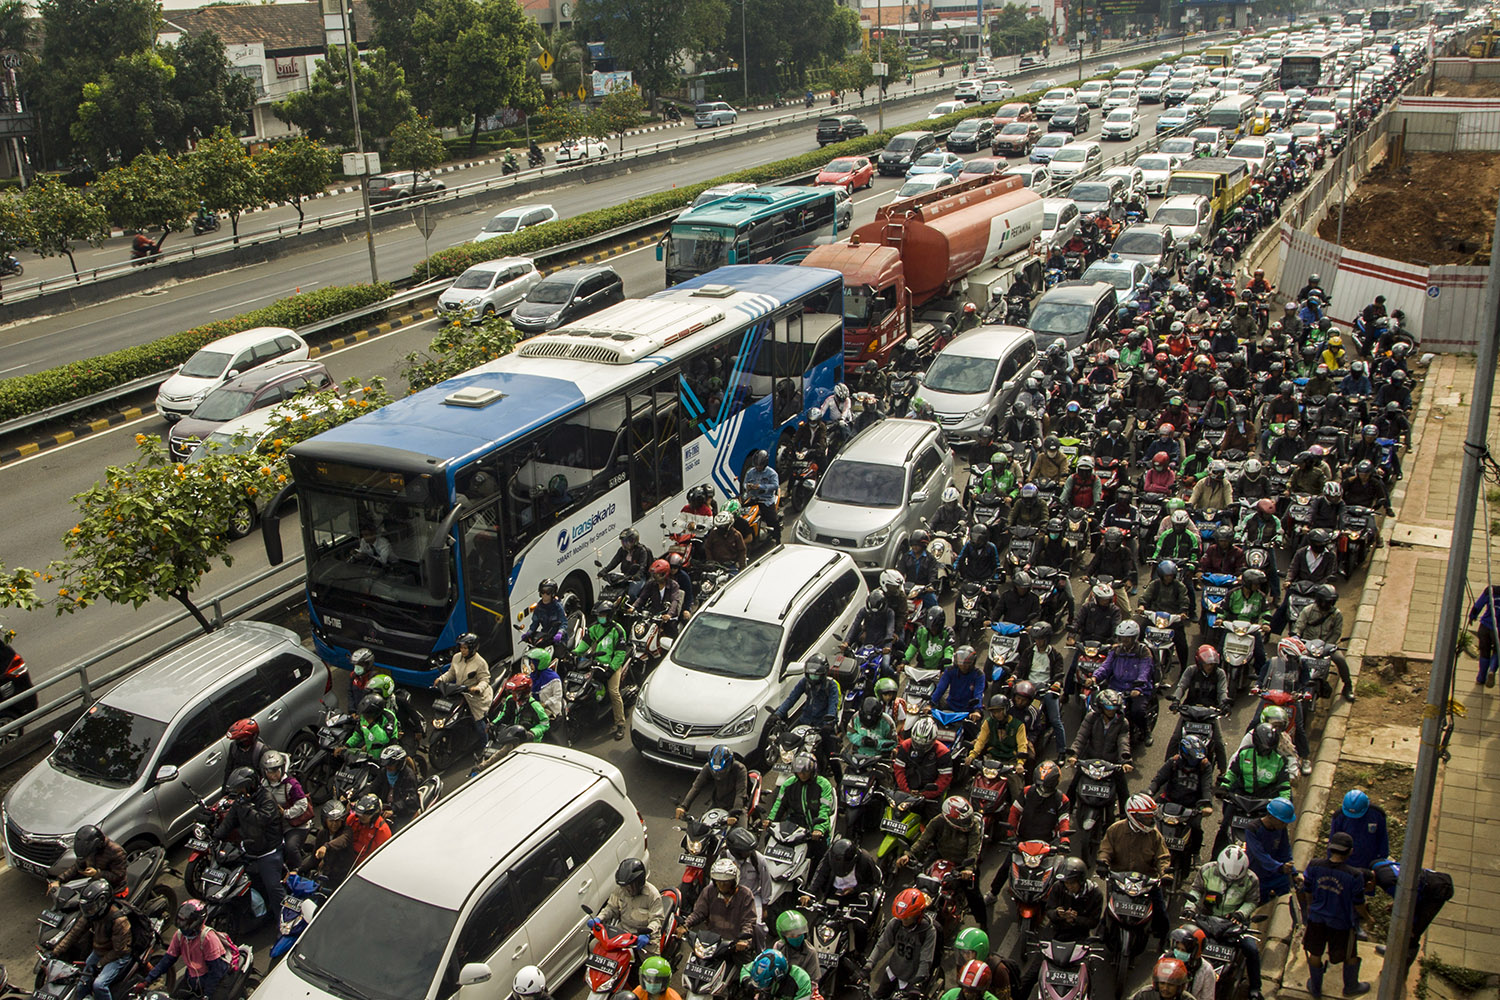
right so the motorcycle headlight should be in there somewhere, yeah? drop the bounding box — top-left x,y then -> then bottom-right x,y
685,838 -> 705,854
795,520 -> 813,541
818,924 -> 837,943
718,711 -> 759,738
863,526 -> 891,548
1024,852 -> 1042,868
695,941 -> 712,959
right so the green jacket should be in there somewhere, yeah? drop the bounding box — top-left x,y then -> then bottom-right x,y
1180,453 -> 1211,482
1119,345 -> 1147,369
904,627 -> 955,671
491,695 -> 549,741
768,774 -> 836,836
847,712 -> 896,758
1187,862 -> 1260,920
1220,746 -> 1291,798
347,709 -> 397,751
575,620 -> 629,670
739,963 -> 812,1000
1226,588 -> 1270,625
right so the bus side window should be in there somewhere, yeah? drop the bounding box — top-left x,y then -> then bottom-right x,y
627,376 -> 684,520
774,313 -> 803,427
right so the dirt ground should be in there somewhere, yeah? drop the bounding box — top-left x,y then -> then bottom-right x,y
1316,151 -> 1500,265
1430,78 -> 1500,98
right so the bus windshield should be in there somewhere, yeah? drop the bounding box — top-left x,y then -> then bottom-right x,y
667,225 -> 733,274
301,486 -> 452,609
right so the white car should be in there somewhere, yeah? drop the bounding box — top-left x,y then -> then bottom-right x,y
1076,80 -> 1110,107
954,80 -> 982,102
1227,136 -> 1271,175
1102,87 -> 1139,110
1101,108 -> 1139,140
892,173 -> 955,201
555,138 -> 609,162
1133,152 -> 1182,195
437,256 -> 542,323
1101,164 -> 1145,200
1002,163 -> 1052,194
473,204 -> 558,242
1036,87 -> 1078,118
632,547 -> 867,767
1046,140 -> 1103,181
929,100 -> 969,118
979,80 -> 1015,102
1115,69 -> 1144,86
154,327 -> 308,421
1138,77 -> 1170,102
1152,193 -> 1213,249
694,101 -> 738,127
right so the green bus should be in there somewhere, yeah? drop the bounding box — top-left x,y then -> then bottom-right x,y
659,185 -> 842,286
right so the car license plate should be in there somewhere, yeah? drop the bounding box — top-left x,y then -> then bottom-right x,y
685,961 -> 718,979
764,844 -> 795,863
585,954 -> 621,974
658,739 -> 695,759
1046,968 -> 1081,986
1080,780 -> 1114,798
1224,634 -> 1254,658
881,817 -> 910,835
13,856 -> 46,878
679,853 -> 707,867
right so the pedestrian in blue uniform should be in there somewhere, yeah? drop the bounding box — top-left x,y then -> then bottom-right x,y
1299,831 -> 1372,998
1329,789 -> 1389,872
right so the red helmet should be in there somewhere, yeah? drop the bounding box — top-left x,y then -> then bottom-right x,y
891,887 -> 928,920
958,961 -> 992,990
1159,423 -> 1175,435
1153,957 -> 1190,990
503,674 -> 533,699
1153,451 -> 1170,466
650,559 -> 671,577
1195,645 -> 1220,666
227,719 -> 260,746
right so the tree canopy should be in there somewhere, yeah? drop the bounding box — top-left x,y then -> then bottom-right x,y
573,0 -> 726,98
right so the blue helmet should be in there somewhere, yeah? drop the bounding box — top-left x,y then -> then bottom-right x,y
1267,798 -> 1297,824
1158,559 -> 1178,577
747,950 -> 788,989
1178,735 -> 1207,764
1341,789 -> 1370,819
709,745 -> 733,773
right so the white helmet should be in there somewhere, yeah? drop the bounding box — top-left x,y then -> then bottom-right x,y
1091,582 -> 1114,600
513,967 -> 547,997
942,485 -> 961,504
710,857 -> 740,882
1217,845 -> 1250,881
880,569 -> 905,590
714,511 -> 734,529
1244,458 -> 1262,475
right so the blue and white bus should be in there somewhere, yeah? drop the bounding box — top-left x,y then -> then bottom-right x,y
263,265 -> 846,683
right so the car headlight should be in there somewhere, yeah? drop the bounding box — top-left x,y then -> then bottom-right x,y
967,405 -> 989,419
795,520 -> 813,541
718,711 -> 759,738
862,526 -> 891,548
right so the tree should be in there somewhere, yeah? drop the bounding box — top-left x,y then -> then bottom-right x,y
29,0 -> 158,168
408,0 -> 543,152
990,7 -> 1050,56
538,102 -> 588,143
388,114 -> 445,170
18,178 -> 109,276
169,30 -> 257,144
273,46 -> 417,147
256,136 -> 334,231
740,0 -> 859,94
188,126 -> 262,240
587,89 -> 644,151
0,190 -> 34,262
573,0 -> 726,99
71,49 -> 183,166
401,317 -> 521,392
93,151 -> 193,250
366,0 -> 424,86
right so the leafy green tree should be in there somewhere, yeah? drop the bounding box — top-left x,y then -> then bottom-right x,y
990,7 -> 1049,55
188,126 -> 262,240
365,0 -> 424,86
0,563 -> 41,612
93,151 -> 193,250
741,0 -> 859,94
72,49 -> 183,166
587,89 -> 644,150
256,136 -> 334,231
535,28 -> 588,106
30,0 -> 158,168
169,30 -> 257,143
408,0 -> 542,151
388,114 -> 445,170
18,178 -> 109,276
401,318 -> 521,393
538,102 -> 588,143
0,190 -> 33,262
573,0 -> 726,99
273,46 -> 416,147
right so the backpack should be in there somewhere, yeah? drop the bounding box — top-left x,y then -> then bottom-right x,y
123,905 -> 157,959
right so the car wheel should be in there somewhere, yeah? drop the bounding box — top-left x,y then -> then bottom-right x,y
226,500 -> 257,540
483,304 -> 496,318
0,712 -> 19,746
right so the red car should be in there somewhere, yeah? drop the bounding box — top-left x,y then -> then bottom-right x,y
958,156 -> 1009,183
815,155 -> 875,191
991,102 -> 1037,127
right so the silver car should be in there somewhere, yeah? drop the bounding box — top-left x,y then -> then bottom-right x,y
1,622 -> 329,877
793,419 -> 955,573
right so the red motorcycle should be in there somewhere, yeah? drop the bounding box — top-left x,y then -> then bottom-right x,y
1004,840 -> 1063,943
913,859 -> 968,942
969,758 -> 1021,853
581,892 -> 682,1000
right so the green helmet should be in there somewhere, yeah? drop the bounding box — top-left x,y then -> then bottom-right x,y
776,910 -> 808,943
725,499 -> 741,515
1165,497 -> 1188,512
640,957 -> 672,996
526,646 -> 553,671
367,674 -> 395,700
874,677 -> 898,698
1259,705 -> 1289,729
954,926 -> 990,956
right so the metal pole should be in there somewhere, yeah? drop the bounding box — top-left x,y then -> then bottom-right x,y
339,0 -> 379,285
741,0 -> 748,105
1375,187 -> 1500,999
878,0 -> 886,131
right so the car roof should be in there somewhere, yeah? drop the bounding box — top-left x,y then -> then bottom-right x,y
1160,193 -> 1209,208
217,359 -> 324,393
892,130 -> 934,139
464,256 -> 533,274
195,326 -> 299,353
840,417 -> 942,466
1042,197 -> 1077,212
939,325 -> 1034,360
541,263 -> 619,283
358,745 -> 617,903
491,204 -> 555,220
700,546 -> 851,621
101,622 -> 302,722
1039,280 -> 1115,304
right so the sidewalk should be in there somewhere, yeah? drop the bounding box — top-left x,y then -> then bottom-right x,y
1270,352 -> 1500,998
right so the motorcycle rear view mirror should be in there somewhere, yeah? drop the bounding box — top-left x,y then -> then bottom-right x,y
456,964 -> 492,987
300,899 -> 318,922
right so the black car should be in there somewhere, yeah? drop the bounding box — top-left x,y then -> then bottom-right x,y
877,130 -> 938,175
816,115 -> 869,147
946,117 -> 996,152
1049,104 -> 1091,134
0,635 -> 37,743
367,171 -> 446,206
510,263 -> 625,336
1019,56 -> 1040,69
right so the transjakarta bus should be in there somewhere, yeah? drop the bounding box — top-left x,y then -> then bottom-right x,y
1279,47 -> 1341,92
1344,8 -> 1367,25
1368,7 -> 1393,30
659,186 -> 841,286
262,265 -> 846,683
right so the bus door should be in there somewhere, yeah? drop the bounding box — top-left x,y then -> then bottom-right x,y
457,494 -> 512,660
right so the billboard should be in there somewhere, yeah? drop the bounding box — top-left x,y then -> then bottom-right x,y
590,70 -> 634,95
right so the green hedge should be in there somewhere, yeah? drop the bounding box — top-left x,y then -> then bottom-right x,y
0,282 -> 394,420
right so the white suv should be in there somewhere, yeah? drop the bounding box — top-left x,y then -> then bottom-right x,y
631,547 -> 867,768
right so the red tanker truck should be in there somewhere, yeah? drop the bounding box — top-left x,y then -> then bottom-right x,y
800,174 -> 1045,364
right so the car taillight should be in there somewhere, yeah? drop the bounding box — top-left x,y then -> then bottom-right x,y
322,661 -> 333,694
5,654 -> 25,678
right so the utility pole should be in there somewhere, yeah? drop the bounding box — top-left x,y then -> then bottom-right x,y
877,0 -> 886,130
740,0 -> 748,104
338,0 -> 379,285
1335,68 -> 1356,244
1375,187 -> 1500,999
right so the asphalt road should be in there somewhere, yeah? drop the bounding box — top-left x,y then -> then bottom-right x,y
0,39 -> 1202,379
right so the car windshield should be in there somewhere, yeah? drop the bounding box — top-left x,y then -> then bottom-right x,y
924,353 -> 998,395
964,160 -> 1000,175
913,153 -> 947,167
998,105 -> 1025,116
51,703 -> 166,787
825,159 -> 859,172
1229,141 -> 1266,157
1028,301 -> 1092,337
1083,264 -> 1135,291
1071,183 -> 1110,202
289,876 -> 457,1000
1038,134 -> 1067,148
179,350 -> 231,379
190,387 -> 258,422
1153,207 -> 1200,226
670,612 -> 783,679
482,215 -> 520,234
1136,156 -> 1172,171
451,269 -> 496,291
818,459 -> 905,507
1053,147 -> 1088,162
886,137 -> 916,153
1043,90 -> 1071,101
1114,231 -> 1163,254
897,179 -> 936,197
1000,123 -> 1031,135
525,279 -> 575,306
1160,139 -> 1196,154
952,121 -> 981,134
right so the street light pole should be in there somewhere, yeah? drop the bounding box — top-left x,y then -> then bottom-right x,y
877,0 -> 886,130
338,0 -> 378,285
741,0 -> 748,104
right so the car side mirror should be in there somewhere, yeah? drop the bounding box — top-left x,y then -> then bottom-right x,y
153,764 -> 180,786
658,636 -> 674,652
226,370 -> 241,380
911,490 -> 930,503
456,963 -> 493,987
53,730 -> 63,745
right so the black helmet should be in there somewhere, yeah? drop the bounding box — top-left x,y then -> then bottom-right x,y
1195,439 -> 1212,454
1057,856 -> 1089,885
74,824 -> 104,861
1044,435 -> 1061,450
595,599 -> 619,619
620,527 -> 640,546
864,591 -> 886,614
538,578 -> 558,596
923,605 -> 946,632
360,693 -> 386,718
175,899 -> 208,938
970,524 -> 990,546
805,653 -> 830,682
860,696 -> 883,727
1104,527 -> 1123,546
1385,400 -> 1402,414
1213,525 -> 1233,544
987,693 -> 1009,712
78,878 -> 113,918
726,826 -> 757,858
1315,583 -> 1338,606
1310,528 -> 1332,548
226,766 -> 258,795
1252,723 -> 1278,753
829,837 -> 858,873
615,857 -> 648,887
1046,517 -> 1064,534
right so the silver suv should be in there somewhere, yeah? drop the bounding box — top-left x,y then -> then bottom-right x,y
793,418 -> 955,573
1,622 -> 330,878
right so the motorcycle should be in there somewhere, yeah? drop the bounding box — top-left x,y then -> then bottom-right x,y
887,375 -> 916,418
927,524 -> 964,596
1031,566 -> 1072,635
328,748 -> 382,805
838,752 -> 889,838
1156,801 -> 1206,894
987,622 -> 1025,681
563,643 -> 645,744
1192,913 -> 1260,1000
762,820 -> 815,913
1217,617 -> 1263,695
835,643 -> 888,725
581,894 -> 682,1000
913,858 -> 968,942
929,707 -> 973,764
676,809 -> 732,910
875,789 -> 926,873
269,873 -> 323,963
0,631 -> 36,743
129,238 -> 160,265
1100,869 -> 1163,990
528,146 -> 547,167
1199,572 -> 1238,632
680,929 -> 736,1000
38,850 -> 175,958
424,681 -> 498,770
1285,493 -> 1316,541
1034,939 -> 1096,1000
501,153 -> 521,176
1338,506 -> 1378,577
1002,839 -> 1062,944
664,105 -> 682,123
1141,609 -> 1187,679
1006,526 -> 1037,570
972,489 -> 1006,529
1069,758 -> 1125,862
782,448 -> 821,518
970,758 -> 1019,850
1285,580 -> 1322,628
183,831 -> 261,936
1217,791 -> 1272,847
191,213 -> 221,236
805,892 -> 880,999
0,252 -> 21,277
899,664 -> 940,716
952,581 -> 988,646
1068,639 -> 1109,702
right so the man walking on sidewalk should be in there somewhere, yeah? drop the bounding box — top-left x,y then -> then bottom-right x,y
1299,832 -> 1372,998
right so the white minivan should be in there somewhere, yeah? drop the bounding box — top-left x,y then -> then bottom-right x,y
257,745 -> 647,1000
154,327 -> 308,421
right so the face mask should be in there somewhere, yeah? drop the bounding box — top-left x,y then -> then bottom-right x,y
1173,950 -> 1192,962
596,616 -> 608,625
787,936 -> 805,948
386,770 -> 399,786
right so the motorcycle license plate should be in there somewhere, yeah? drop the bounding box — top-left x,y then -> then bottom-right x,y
679,853 -> 707,867
1183,722 -> 1213,740
201,866 -> 229,887
1290,504 -> 1311,520
1224,634 -> 1255,659
1080,780 -> 1114,798
881,817 -> 910,834
764,843 -> 796,863
1046,968 -> 1081,986
39,910 -> 63,927
431,699 -> 455,714
685,961 -> 718,979
585,954 -> 621,975
657,739 -> 695,759
1113,898 -> 1149,918
1015,873 -> 1048,892
971,787 -> 999,804
186,838 -> 211,852
935,727 -> 959,743
991,636 -> 1018,657
1204,941 -> 1237,963
976,507 -> 1001,523
1147,627 -> 1174,645
844,774 -> 872,789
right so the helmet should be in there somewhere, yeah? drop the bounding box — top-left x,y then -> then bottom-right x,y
349,648 -> 374,675
835,383 -> 850,401
943,796 -> 974,824
891,887 -> 928,920
971,525 -> 991,546
457,632 -> 480,650
1310,273 -> 1321,284
710,857 -> 739,883
1245,458 -> 1262,475
860,696 -> 884,727
829,837 -> 857,872
1213,525 -> 1233,544
880,568 -> 905,590
1342,789 -> 1371,819
1170,511 -> 1190,528
537,578 -> 559,598
1169,925 -> 1205,965
923,605 -> 946,633
705,746 -> 734,775
1014,570 -> 1033,589
865,591 -> 887,613
910,529 -> 931,548
379,745 -> 407,768
1195,440 -> 1212,455
595,599 -> 619,620
74,824 -> 104,860
620,527 -> 640,546
78,878 -> 113,918
1385,400 -> 1403,414
1153,957 -> 1190,992
1310,528 -> 1332,548
353,793 -> 381,821
1154,451 -> 1170,466
1196,644 -> 1220,667
650,558 -> 671,577
321,799 -> 348,825
713,510 -> 733,529
1267,797 -> 1297,823
175,899 -> 208,938
1315,583 -> 1338,606
1034,760 -> 1061,797
640,958 -> 672,997
226,766 -> 258,795
942,485 -> 962,504
1115,620 -> 1140,639
1104,527 -> 1124,546
1020,482 -> 1038,499
503,674 -> 533,700
1242,568 -> 1266,587
1126,793 -> 1158,832
959,961 -> 992,991
1252,723 -> 1279,753
1356,460 -> 1374,475
776,910 -> 809,944
954,926 -> 990,956
367,674 -> 395,701
792,753 -> 817,779
1179,734 -> 1208,763
1057,856 -> 1089,885
1011,680 -> 1037,706
1012,401 -> 1027,417
1362,424 -> 1378,438
513,967 -> 547,998
1046,517 -> 1064,534
909,717 -> 938,748
1217,845 -> 1250,881
1044,435 -> 1060,450
228,718 -> 260,746
875,677 -> 897,698
1278,636 -> 1308,659
1210,460 -> 1227,476
1324,480 -> 1343,499
1096,688 -> 1124,714
805,653 -> 830,682
360,693 -> 386,718
726,827 -> 757,857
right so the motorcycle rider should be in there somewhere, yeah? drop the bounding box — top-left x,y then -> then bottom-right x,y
842,591 -> 898,673
1289,449 -> 1329,497
636,559 -> 685,635
1095,419 -> 1131,463
306,799 -> 356,885
932,486 -> 967,535
1186,845 -> 1265,999
1067,689 -> 1134,814
772,911 -> 820,984
1030,436 -> 1071,483
491,673 -> 551,744
1234,460 -> 1273,504
957,525 -> 1004,585
1031,518 -> 1075,575
684,858 -> 760,964
904,605 -> 955,674
896,531 -> 939,608
1090,620 -> 1158,746
1018,622 -> 1068,757
801,837 -> 881,953
900,795 -> 989,923
1001,402 -> 1041,450
1008,484 -> 1050,529
676,744 -> 750,827
846,695 -> 897,762
260,750 -> 313,864
1128,957 -> 1195,1000
574,600 -> 631,740
967,691 -> 1030,781
1343,462 -> 1393,517
1180,439 -> 1214,484
1295,584 -> 1355,703
521,579 -> 568,650
741,450 -> 781,532
1046,855 -> 1104,939
894,717 -> 954,815
1097,793 -> 1173,944
1088,526 -> 1140,594
1169,645 -> 1232,766
1201,525 -> 1247,583
1310,480 -> 1347,532
1190,461 -> 1234,515
1143,451 -> 1177,497
50,824 -> 128,896
1153,511 -> 1202,580
1212,724 -> 1293,857
1068,582 -> 1122,694
989,759 -> 1071,901
1149,735 -> 1216,861
55,878 -> 137,1000
725,827 -> 774,919
593,857 -> 665,954
432,632 -> 492,754
136,899 -> 240,999
934,645 -> 985,721
371,744 -> 421,830
601,527 -> 654,583
635,957 -> 681,1000
991,570 -> 1040,632
214,766 -> 285,924
1140,560 -> 1194,680
864,889 -> 938,999
765,753 -> 835,866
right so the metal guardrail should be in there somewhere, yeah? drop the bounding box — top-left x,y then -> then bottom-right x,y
0,32 -> 1233,307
